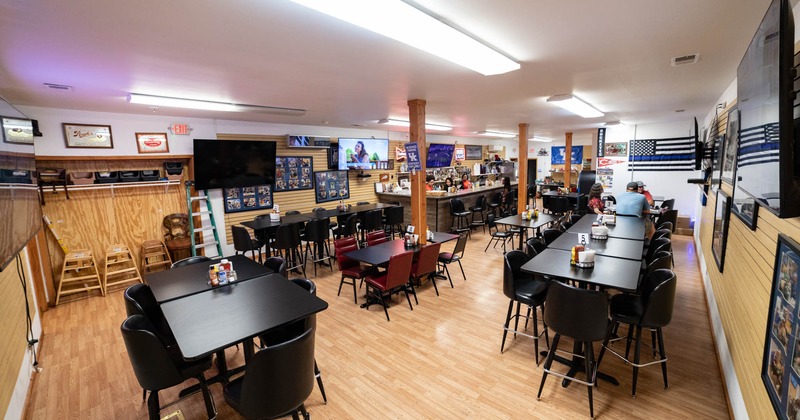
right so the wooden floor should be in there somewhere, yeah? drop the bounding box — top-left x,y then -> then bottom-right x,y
24,228 -> 729,419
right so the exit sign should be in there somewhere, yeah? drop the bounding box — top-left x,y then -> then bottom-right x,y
169,123 -> 191,135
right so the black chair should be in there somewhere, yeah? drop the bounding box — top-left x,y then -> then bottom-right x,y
652,228 -> 671,242
537,281 -> 609,418
333,213 -> 358,240
657,210 -> 678,233
302,218 -> 333,276
643,237 -> 671,269
485,213 -> 513,253
383,205 -> 404,239
273,222 -> 306,276
469,195 -> 487,233
449,198 -> 471,237
597,269 -> 677,396
285,210 -> 302,216
170,255 -> 211,269
224,327 -> 316,420
264,256 -> 287,278
232,225 -> 264,263
500,251 -> 549,365
547,196 -> 571,218
525,237 -> 546,259
541,228 -> 562,246
605,195 -> 616,204
360,209 -> 384,246
656,221 -> 673,232
488,191 -> 502,217
121,315 -> 216,420
660,198 -> 675,211
575,194 -> 589,215
438,233 -> 468,282
356,201 -> 370,205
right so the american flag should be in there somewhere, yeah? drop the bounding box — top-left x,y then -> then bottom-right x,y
628,136 -> 696,171
737,123 -> 780,167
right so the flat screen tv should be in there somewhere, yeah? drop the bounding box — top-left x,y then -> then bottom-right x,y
426,143 -> 455,168
337,138 -> 389,170
193,139 -> 277,190
736,0 -> 800,218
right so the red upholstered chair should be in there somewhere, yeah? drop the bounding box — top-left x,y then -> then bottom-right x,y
411,242 -> 444,297
366,230 -> 388,246
334,237 -> 374,304
363,251 -> 415,321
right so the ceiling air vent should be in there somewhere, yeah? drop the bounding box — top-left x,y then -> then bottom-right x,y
671,54 -> 699,66
43,83 -> 74,92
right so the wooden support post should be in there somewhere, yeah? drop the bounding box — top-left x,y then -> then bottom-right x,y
518,123 -> 529,215
408,99 -> 428,244
564,132 -> 573,189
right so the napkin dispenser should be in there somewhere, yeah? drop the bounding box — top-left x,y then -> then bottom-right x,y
571,245 -> 595,268
591,225 -> 609,240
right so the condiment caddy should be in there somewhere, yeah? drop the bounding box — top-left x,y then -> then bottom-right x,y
208,259 -> 237,287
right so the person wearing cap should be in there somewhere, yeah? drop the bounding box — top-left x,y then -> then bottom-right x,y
637,181 -> 655,207
616,181 -> 655,238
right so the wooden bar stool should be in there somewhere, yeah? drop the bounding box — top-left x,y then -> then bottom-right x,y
55,249 -> 103,305
140,240 -> 172,274
104,244 -> 144,292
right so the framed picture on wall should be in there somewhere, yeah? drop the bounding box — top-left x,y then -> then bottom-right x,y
63,123 -> 113,148
314,170 -> 349,203
465,145 -> 483,160
762,234 -> 800,420
223,184 -> 273,213
275,156 -> 313,192
711,189 -> 731,272
731,181 -> 759,230
604,142 -> 627,157
1,116 -> 34,144
720,107 -> 739,185
135,132 -> 169,153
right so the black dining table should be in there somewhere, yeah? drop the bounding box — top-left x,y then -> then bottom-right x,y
495,213 -> 560,250
308,202 -> 397,220
568,214 -> 645,241
344,233 -> 457,266
240,212 -> 314,232
146,254 -> 270,303
547,232 -> 644,261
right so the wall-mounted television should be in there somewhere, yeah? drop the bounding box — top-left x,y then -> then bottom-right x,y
426,143 -> 455,168
736,0 -> 800,218
337,138 -> 389,170
287,135 -> 330,148
193,139 -> 277,190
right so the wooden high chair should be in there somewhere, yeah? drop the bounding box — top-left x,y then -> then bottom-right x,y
140,240 -> 172,274
103,244 -> 143,292
55,249 -> 103,305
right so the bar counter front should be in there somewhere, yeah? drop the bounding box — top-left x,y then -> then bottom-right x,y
376,183 -> 517,232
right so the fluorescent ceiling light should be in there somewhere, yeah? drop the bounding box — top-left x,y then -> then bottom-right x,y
378,118 -> 451,131
476,130 -> 516,138
604,121 -> 624,126
529,136 -> 552,142
291,0 -> 520,76
127,93 -> 307,116
546,94 -> 604,118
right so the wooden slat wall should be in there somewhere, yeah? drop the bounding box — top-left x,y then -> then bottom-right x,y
696,99 -> 800,417
0,250 -> 33,416
35,158 -> 189,293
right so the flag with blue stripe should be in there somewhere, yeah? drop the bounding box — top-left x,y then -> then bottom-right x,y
738,123 -> 780,168
628,136 -> 696,171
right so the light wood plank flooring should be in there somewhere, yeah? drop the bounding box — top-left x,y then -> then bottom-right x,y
24,229 -> 729,419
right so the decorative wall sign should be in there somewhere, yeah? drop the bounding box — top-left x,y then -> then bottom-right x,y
169,123 -> 192,135
223,184 -> 273,213
274,156 -> 313,192
314,170 -> 349,203
1,116 -> 34,144
712,189 -> 731,272
762,234 -> 800,420
135,132 -> 169,153
551,146 -> 583,164
597,128 -> 606,157
63,123 -> 113,148
455,146 -> 465,162
721,107 -> 739,185
395,146 -> 407,161
604,142 -> 627,157
465,145 -> 483,160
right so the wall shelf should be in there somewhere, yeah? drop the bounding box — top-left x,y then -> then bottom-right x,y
39,180 -> 180,196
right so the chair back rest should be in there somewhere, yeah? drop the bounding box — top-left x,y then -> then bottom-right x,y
384,205 -> 404,225
231,225 -> 254,251
542,228 -> 562,246
335,236 -> 358,249
652,228 -> 671,242
334,242 -> 359,270
645,237 -> 671,264
384,251 -> 415,289
452,233 -> 468,257
474,195 -> 485,209
544,281 -> 609,342
366,230 -> 388,246
124,284 -> 174,341
644,251 -> 672,279
304,218 -> 329,242
449,198 -> 465,214
486,212 -> 497,229
264,256 -> 287,277
162,213 -> 189,241
341,214 -> 359,237
661,198 -> 675,210
549,197 -> 570,214
285,210 -> 302,215
657,221 -> 673,232
503,250 -> 531,299
659,210 -> 678,232
641,269 -> 677,328
274,223 -> 301,249
526,237 -> 546,258
312,207 -> 326,212
363,209 -> 384,231
120,315 -> 184,391
576,195 -> 588,213
290,277 -> 316,295
238,327 -> 316,419
413,242 -> 441,277
357,201 -> 370,205
171,255 -> 211,268
492,191 -> 503,205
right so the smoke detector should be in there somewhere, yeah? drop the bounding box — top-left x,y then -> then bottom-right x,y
671,54 -> 699,66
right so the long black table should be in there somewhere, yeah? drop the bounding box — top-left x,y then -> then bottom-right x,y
495,213 -> 560,250
547,232 -> 644,261
520,248 -> 640,293
146,254 -> 270,303
568,214 -> 645,241
344,233 -> 457,267
240,212 -> 314,231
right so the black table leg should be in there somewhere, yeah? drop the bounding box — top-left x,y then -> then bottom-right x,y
539,341 -> 619,388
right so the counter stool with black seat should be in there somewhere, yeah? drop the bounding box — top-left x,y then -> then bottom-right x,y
500,250 -> 549,364
597,269 -> 677,397
231,225 -> 264,263
359,209 -> 384,246
449,197 -> 471,238
382,205 -> 404,239
537,281 -> 609,418
272,222 -> 305,276
121,315 -> 217,420
302,218 -> 333,277
488,191 -> 502,217
333,213 -> 358,240
469,195 -> 487,233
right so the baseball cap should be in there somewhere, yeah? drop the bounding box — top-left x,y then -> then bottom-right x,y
637,181 -> 645,188
626,181 -> 639,190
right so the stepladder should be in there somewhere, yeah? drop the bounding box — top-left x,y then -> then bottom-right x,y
185,181 -> 223,258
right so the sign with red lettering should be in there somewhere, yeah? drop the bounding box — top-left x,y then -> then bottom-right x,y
136,132 -> 169,153
169,123 -> 191,135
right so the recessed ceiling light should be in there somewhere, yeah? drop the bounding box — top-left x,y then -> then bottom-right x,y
546,94 -> 604,118
378,118 -> 451,131
128,93 -> 307,116
476,130 -> 516,138
528,136 -> 552,142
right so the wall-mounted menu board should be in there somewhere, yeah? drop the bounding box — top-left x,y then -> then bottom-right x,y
314,170 -> 350,203
224,185 -> 273,213
465,145 -> 483,160
275,156 -> 313,192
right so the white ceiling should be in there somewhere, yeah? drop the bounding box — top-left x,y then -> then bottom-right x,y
0,0 -> 774,140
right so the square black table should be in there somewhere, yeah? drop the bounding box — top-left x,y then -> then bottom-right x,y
568,214 -> 645,241
520,248 -> 640,293
547,232 -> 644,261
146,254 -> 270,303
495,213 -> 560,250
344,239 -> 416,266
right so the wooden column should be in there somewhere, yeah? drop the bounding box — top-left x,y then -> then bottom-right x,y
564,132 -> 573,189
408,99 -> 428,244
517,123 -> 529,214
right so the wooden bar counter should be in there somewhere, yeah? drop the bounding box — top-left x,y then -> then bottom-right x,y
376,183 -> 517,232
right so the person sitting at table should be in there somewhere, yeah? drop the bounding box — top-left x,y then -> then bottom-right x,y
587,182 -> 605,215
426,175 -> 436,191
617,181 -> 655,238
459,174 -> 472,190
444,177 -> 454,191
637,181 -> 655,207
